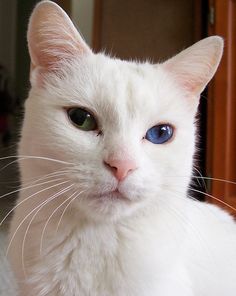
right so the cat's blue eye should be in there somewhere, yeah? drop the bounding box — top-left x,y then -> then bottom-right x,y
67,108 -> 97,131
145,124 -> 173,144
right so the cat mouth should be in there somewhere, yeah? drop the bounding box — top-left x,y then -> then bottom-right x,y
92,189 -> 130,202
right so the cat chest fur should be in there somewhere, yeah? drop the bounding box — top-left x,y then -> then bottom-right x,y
26,215 -> 188,296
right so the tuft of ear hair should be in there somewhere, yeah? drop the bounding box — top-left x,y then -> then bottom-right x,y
27,0 -> 91,74
163,36 -> 224,96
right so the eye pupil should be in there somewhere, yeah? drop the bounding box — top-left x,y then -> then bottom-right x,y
67,108 -> 97,131
145,124 -> 173,144
71,109 -> 87,125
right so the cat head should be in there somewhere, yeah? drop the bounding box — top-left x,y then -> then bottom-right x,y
21,0 -> 223,222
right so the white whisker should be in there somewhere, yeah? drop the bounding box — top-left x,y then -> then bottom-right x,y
0,180 -> 70,226
0,155 -> 73,173
6,183 -> 71,257
21,170 -> 77,189
192,176 -> 236,186
21,184 -> 74,277
190,188 -> 236,213
39,188 -> 77,255
55,189 -> 86,233
166,174 -> 236,186
192,167 -> 207,189
0,177 -> 67,200
0,155 -> 73,165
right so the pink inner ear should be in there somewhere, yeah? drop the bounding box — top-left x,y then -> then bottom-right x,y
29,24 -> 86,70
163,37 -> 223,96
32,40 -> 79,70
181,78 -> 201,94
164,62 -> 210,95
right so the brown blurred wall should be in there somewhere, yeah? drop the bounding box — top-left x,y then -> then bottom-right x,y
99,0 -> 194,62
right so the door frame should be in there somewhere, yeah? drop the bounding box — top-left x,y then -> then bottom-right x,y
207,0 -> 236,215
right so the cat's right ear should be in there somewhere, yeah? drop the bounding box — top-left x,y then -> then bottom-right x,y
162,36 -> 223,96
28,0 -> 91,85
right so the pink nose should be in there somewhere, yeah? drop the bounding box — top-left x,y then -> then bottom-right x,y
104,158 -> 137,181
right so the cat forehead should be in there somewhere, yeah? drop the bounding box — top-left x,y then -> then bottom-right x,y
91,55 -> 159,112
39,53 -> 192,129
52,54 -> 175,113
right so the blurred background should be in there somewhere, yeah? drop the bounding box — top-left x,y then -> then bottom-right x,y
0,0 -> 235,227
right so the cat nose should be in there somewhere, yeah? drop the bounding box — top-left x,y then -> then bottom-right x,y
104,158 -> 137,181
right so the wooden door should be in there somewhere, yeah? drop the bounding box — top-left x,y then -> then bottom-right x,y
207,0 -> 236,215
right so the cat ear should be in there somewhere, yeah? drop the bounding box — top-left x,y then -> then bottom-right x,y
163,36 -> 223,96
28,0 -> 91,77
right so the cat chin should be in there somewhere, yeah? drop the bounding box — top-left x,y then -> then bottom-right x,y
90,190 -> 132,203
73,191 -> 145,222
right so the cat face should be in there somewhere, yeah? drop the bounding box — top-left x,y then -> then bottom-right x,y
20,1 -> 223,221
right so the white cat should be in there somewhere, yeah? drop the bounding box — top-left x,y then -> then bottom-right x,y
8,1 -> 236,295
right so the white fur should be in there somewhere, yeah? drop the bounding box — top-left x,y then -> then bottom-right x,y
9,1 -> 236,295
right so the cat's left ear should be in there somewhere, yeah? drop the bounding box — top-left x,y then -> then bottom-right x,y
163,36 -> 223,96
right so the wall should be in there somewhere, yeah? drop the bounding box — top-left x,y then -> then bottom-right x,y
100,0 -> 194,62
15,0 -> 39,100
71,0 -> 94,46
0,0 -> 17,222
0,0 -> 17,81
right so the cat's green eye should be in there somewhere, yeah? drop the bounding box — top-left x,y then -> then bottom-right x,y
67,108 -> 97,131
